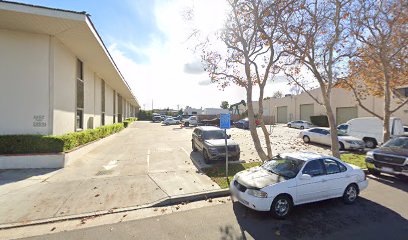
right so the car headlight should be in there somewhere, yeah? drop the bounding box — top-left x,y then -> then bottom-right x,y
247,189 -> 268,198
366,151 -> 374,158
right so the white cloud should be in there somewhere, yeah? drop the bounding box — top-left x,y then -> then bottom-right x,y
109,0 -> 302,110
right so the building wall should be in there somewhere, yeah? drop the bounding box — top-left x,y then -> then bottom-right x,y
52,39 -> 76,135
105,83 -> 114,125
263,88 -> 408,125
1,30 -> 139,136
83,65 -> 95,130
202,108 -> 229,115
0,29 -> 50,135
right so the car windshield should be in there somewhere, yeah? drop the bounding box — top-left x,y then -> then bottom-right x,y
203,130 -> 226,140
382,137 -> 408,149
262,157 -> 305,179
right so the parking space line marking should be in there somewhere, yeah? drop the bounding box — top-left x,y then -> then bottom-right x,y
181,147 -> 190,157
147,149 -> 150,172
103,160 -> 118,170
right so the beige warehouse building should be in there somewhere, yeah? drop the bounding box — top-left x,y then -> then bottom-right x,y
0,2 -> 140,136
262,87 -> 408,125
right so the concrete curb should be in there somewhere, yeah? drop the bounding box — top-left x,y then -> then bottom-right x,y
0,188 -> 230,230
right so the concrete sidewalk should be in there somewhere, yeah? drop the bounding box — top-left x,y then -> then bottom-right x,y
0,122 -> 220,227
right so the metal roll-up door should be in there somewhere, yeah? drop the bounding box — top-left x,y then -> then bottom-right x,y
300,104 -> 314,122
336,107 -> 358,124
277,106 -> 288,123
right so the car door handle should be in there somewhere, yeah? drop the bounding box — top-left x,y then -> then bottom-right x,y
321,179 -> 327,183
345,174 -> 351,178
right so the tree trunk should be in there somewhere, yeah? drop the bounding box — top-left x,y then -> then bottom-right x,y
321,90 -> 340,158
247,92 -> 269,161
258,87 -> 273,159
381,56 -> 392,143
244,58 -> 268,161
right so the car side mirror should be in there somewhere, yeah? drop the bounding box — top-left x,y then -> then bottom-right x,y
228,135 -> 231,139
299,174 -> 312,180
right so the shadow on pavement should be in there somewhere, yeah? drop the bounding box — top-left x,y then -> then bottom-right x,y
0,169 -> 58,186
367,174 -> 408,193
222,197 -> 408,240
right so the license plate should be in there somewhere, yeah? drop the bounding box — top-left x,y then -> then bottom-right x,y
381,167 -> 393,173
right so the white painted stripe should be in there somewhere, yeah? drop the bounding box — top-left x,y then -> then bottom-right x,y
181,147 -> 190,157
103,160 -> 118,170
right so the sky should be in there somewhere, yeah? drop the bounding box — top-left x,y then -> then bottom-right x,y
17,0 -> 295,110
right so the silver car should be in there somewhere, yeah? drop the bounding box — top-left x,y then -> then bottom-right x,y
299,127 -> 365,150
287,120 -> 313,129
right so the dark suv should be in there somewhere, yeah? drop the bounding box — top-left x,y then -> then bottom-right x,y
366,136 -> 408,177
192,126 -> 240,164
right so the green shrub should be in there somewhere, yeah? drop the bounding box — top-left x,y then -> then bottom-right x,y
123,117 -> 137,128
137,110 -> 153,120
0,135 -> 64,154
310,115 -> 329,127
0,123 -> 125,154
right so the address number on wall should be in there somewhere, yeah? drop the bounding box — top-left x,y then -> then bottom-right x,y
33,115 -> 47,127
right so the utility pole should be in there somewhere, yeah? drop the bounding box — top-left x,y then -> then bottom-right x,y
151,99 -> 154,111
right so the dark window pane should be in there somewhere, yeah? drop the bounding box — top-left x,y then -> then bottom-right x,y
76,79 -> 84,108
76,59 -> 83,79
76,109 -> 83,130
323,159 -> 340,174
338,162 -> 347,172
101,80 -> 105,112
302,160 -> 325,176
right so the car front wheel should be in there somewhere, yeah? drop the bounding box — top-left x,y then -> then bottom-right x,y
271,195 -> 292,219
303,135 -> 310,143
300,126 -> 304,129
368,168 -> 381,176
203,150 -> 210,164
343,184 -> 359,204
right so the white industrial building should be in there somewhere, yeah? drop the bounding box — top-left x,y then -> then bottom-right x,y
262,87 -> 408,124
0,1 -> 140,136
202,108 -> 229,115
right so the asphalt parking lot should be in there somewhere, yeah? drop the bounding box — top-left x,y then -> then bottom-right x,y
19,173 -> 408,240
2,121 -> 408,240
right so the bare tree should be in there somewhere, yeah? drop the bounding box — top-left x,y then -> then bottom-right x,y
278,0 -> 352,158
201,0 -> 289,161
339,0 -> 408,143
272,90 -> 284,98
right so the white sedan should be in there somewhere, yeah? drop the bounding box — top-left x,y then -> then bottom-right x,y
162,117 -> 180,125
287,120 -> 313,129
230,152 -> 368,218
299,127 -> 365,150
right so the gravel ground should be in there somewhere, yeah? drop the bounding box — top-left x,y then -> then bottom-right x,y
229,124 -> 332,163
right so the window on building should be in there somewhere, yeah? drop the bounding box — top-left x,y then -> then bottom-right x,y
101,80 -> 105,126
113,90 -> 116,123
118,94 -> 123,123
76,59 -> 84,131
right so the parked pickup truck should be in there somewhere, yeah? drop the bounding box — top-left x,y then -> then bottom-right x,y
365,136 -> 408,177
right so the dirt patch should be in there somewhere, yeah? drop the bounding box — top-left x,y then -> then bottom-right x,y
229,124 -> 332,163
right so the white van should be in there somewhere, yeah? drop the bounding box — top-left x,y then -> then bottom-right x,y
340,117 -> 404,148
